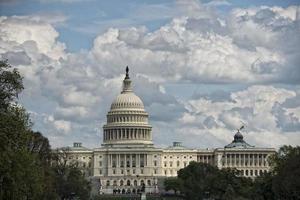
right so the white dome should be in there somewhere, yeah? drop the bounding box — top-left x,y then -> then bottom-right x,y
110,92 -> 144,110
103,67 -> 153,147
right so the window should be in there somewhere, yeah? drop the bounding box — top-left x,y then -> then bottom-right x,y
134,180 -> 137,186
164,162 -> 167,167
154,155 -> 157,158
133,169 -> 135,174
106,180 -> 110,186
120,180 -> 124,186
147,180 -> 151,186
126,160 -> 130,167
88,162 -> 91,168
177,161 -> 180,167
127,180 -> 131,186
99,155 -> 102,159
121,170 -> 124,174
154,160 -> 157,166
83,157 -> 85,159
169,161 -> 173,167
165,170 -> 167,175
184,162 -> 187,167
141,169 -> 144,174
99,169 -> 102,175
99,161 -> 102,167
113,169 -> 116,174
83,163 -> 86,168
154,169 -> 157,174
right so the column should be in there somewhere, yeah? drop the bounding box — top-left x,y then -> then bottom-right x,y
130,154 -> 132,168
137,154 -> 140,168
124,154 -> 127,169
234,154 -> 236,166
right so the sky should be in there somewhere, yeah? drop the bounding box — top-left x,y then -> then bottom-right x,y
0,0 -> 300,149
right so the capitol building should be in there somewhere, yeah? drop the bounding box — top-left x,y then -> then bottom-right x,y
66,68 -> 275,195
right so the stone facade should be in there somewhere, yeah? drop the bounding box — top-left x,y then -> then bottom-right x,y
65,68 -> 275,195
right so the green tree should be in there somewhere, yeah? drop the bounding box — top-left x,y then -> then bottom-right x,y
271,145 -> 300,199
0,60 -> 48,199
52,148 -> 91,200
177,162 -> 253,200
164,177 -> 182,194
0,60 -> 23,110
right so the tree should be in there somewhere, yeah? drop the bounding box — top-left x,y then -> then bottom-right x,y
0,60 -> 23,111
270,145 -> 300,199
0,60 -> 48,199
52,148 -> 91,200
177,162 -> 253,200
0,60 -> 91,199
164,177 -> 182,194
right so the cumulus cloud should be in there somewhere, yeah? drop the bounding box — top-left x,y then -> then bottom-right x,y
179,85 -> 300,147
0,2 -> 299,148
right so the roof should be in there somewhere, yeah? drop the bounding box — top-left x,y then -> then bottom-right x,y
225,130 -> 254,149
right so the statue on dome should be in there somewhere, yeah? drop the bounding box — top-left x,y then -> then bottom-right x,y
125,66 -> 129,79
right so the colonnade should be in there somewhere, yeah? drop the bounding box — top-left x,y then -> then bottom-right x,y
107,115 -> 148,123
198,155 -> 214,164
107,153 -> 148,169
103,128 -> 151,141
222,153 -> 268,167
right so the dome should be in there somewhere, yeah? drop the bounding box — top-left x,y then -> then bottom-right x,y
110,92 -> 144,110
109,67 -> 145,111
225,130 -> 254,149
103,67 -> 153,147
234,131 -> 243,142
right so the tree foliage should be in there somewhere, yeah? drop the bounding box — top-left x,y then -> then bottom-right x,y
164,177 -> 182,194
0,60 -> 90,199
177,162 -> 252,200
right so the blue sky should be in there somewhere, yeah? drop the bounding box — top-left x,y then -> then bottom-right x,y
1,0 -> 300,148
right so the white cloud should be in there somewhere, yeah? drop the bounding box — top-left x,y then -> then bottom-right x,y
180,85 -> 300,147
0,3 -> 299,148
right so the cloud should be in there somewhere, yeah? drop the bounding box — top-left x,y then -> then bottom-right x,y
0,3 -> 299,148
179,85 -> 300,147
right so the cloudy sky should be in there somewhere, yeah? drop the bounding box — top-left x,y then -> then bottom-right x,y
1,0 -> 300,149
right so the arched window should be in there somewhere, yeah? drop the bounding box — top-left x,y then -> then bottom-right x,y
120,180 -> 124,186
140,180 -> 144,186
127,180 -> 131,186
113,180 -> 117,186
134,180 -> 137,186
147,180 -> 151,186
106,180 -> 110,186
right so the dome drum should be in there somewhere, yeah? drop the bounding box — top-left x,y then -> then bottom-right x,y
103,127 -> 152,144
